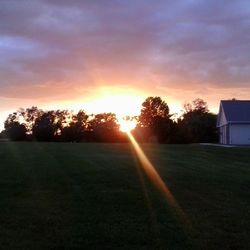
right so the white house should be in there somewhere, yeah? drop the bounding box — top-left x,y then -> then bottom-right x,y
217,100 -> 250,145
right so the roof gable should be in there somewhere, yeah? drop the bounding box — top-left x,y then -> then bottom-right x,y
220,100 -> 250,123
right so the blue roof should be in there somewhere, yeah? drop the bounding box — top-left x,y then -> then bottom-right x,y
221,100 -> 250,122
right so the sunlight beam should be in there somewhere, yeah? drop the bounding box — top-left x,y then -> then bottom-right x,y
127,131 -> 188,223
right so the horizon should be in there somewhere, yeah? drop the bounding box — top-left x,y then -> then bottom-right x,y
0,95 -> 220,132
1,0 -> 250,131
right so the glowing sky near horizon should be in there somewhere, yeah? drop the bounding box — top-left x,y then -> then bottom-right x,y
1,0 -> 250,130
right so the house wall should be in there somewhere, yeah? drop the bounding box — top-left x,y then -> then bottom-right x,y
230,124 -> 250,145
217,106 -> 227,127
219,125 -> 229,144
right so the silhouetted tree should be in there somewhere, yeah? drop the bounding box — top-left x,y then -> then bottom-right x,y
4,112 -> 27,140
0,130 -> 7,140
87,113 -> 121,142
18,107 -> 44,134
137,97 -> 174,143
139,97 -> 170,127
179,98 -> 218,143
32,111 -> 58,141
53,110 -> 72,140
2,97 -> 219,144
61,110 -> 88,142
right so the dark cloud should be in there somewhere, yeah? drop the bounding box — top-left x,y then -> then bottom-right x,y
0,0 -> 250,103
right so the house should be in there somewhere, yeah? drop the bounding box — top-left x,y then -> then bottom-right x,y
217,100 -> 250,145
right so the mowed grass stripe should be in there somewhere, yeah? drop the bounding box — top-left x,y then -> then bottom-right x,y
0,142 -> 249,249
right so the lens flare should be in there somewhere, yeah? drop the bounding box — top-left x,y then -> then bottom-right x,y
127,131 -> 189,225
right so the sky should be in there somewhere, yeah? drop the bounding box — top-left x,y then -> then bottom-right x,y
1,0 -> 250,130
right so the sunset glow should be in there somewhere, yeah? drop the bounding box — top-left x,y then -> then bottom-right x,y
84,93 -> 144,118
1,1 -> 250,131
60,86 -> 147,122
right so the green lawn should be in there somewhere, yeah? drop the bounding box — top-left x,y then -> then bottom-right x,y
0,142 -> 249,249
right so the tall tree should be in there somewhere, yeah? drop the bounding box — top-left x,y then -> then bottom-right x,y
4,113 -> 27,141
138,97 -> 173,143
54,110 -> 72,138
32,111 -> 57,141
18,107 -> 44,133
61,110 -> 88,142
87,113 -> 120,142
179,98 -> 218,143
139,97 -> 170,127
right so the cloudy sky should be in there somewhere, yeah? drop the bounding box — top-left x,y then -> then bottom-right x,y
1,0 -> 250,129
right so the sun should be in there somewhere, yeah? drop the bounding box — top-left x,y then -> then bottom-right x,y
77,87 -> 145,118
119,118 -> 137,133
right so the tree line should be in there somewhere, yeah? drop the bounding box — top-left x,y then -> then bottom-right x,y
0,97 -> 218,143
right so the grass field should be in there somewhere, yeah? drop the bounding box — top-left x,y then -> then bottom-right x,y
0,142 -> 249,249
